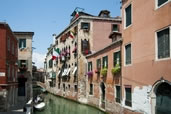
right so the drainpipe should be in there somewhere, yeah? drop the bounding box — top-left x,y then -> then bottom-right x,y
120,40 -> 123,112
76,19 -> 79,100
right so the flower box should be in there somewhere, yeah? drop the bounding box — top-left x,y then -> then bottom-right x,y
87,71 -> 93,77
111,64 -> 121,75
100,68 -> 107,77
95,69 -> 100,73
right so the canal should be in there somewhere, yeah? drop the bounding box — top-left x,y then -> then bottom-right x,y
33,88 -> 105,114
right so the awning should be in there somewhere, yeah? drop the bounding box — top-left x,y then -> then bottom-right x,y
57,70 -> 61,76
72,67 -> 77,75
62,69 -> 68,76
66,68 -> 71,76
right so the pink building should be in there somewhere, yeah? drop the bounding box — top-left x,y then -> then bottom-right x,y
121,0 -> 171,114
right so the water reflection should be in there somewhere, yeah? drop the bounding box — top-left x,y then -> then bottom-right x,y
34,93 -> 105,114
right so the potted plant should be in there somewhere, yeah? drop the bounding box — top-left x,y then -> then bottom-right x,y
100,68 -> 107,77
87,71 -> 93,77
111,64 -> 121,75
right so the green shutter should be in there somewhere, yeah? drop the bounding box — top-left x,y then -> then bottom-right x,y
96,59 -> 101,69
157,28 -> 170,59
126,44 -> 131,65
158,0 -> 168,7
23,39 -> 26,48
126,4 -> 132,27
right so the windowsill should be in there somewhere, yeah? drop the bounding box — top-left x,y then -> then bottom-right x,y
124,63 -> 132,67
156,57 -> 171,62
89,94 -> 94,96
123,104 -> 132,110
124,24 -> 132,30
155,1 -> 170,10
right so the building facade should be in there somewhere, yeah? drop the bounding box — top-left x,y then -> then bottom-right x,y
86,31 -> 122,113
14,32 -> 34,103
44,10 -> 121,103
0,22 -> 18,111
121,0 -> 171,114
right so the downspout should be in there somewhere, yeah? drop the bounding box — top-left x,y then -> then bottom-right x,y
76,19 -> 79,100
120,40 -> 123,112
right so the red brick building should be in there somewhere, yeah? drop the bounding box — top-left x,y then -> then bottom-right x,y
0,22 -> 18,111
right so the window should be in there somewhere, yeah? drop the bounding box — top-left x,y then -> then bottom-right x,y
49,59 -> 53,68
96,59 -> 101,70
125,44 -> 131,65
58,83 -> 60,89
114,51 -> 121,66
63,84 -> 65,92
89,84 -> 93,95
157,0 -> 168,7
81,22 -> 90,30
8,65 -> 10,79
19,39 -> 26,49
8,37 -> 10,51
19,60 -> 28,68
102,56 -> 108,68
125,87 -> 132,107
157,27 -> 170,59
88,62 -> 92,71
74,85 -> 78,92
115,86 -> 121,103
81,39 -> 90,55
112,24 -> 119,32
125,4 -> 132,28
12,41 -> 14,55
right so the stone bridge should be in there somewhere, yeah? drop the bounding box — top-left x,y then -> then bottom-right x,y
32,81 -> 46,89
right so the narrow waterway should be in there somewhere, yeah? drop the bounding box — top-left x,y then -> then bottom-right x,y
33,89 -> 105,114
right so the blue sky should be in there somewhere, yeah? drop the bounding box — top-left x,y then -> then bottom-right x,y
0,0 -> 121,68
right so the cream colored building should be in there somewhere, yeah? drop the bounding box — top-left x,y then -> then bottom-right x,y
45,10 -> 121,102
14,32 -> 34,103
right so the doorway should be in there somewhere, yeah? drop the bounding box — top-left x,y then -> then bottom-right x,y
155,82 -> 171,114
100,82 -> 105,109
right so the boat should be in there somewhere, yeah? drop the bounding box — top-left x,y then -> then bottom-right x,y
34,102 -> 45,111
34,95 -> 46,111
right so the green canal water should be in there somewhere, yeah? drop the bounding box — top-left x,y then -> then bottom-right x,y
33,89 -> 105,114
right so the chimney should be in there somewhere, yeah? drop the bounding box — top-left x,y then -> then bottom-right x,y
52,34 -> 56,45
98,10 -> 110,18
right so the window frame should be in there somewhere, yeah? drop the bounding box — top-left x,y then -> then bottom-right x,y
19,39 -> 26,49
8,37 -> 10,51
102,56 -> 108,68
112,24 -> 119,32
155,26 -> 171,61
81,22 -> 90,30
113,50 -> 121,67
115,85 -> 121,103
96,58 -> 101,70
125,86 -> 132,107
89,83 -> 94,95
155,0 -> 169,9
124,3 -> 132,29
88,61 -> 92,72
124,43 -> 132,66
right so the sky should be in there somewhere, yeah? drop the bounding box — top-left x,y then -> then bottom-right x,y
0,0 -> 121,68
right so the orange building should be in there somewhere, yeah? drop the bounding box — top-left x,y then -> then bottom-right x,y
121,0 -> 171,114
86,26 -> 122,113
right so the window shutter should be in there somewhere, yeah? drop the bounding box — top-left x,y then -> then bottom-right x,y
81,39 -> 83,52
126,44 -> 131,64
106,56 -> 108,68
24,39 -> 26,48
126,4 -> 132,27
157,28 -> 170,59
158,0 -> 168,7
